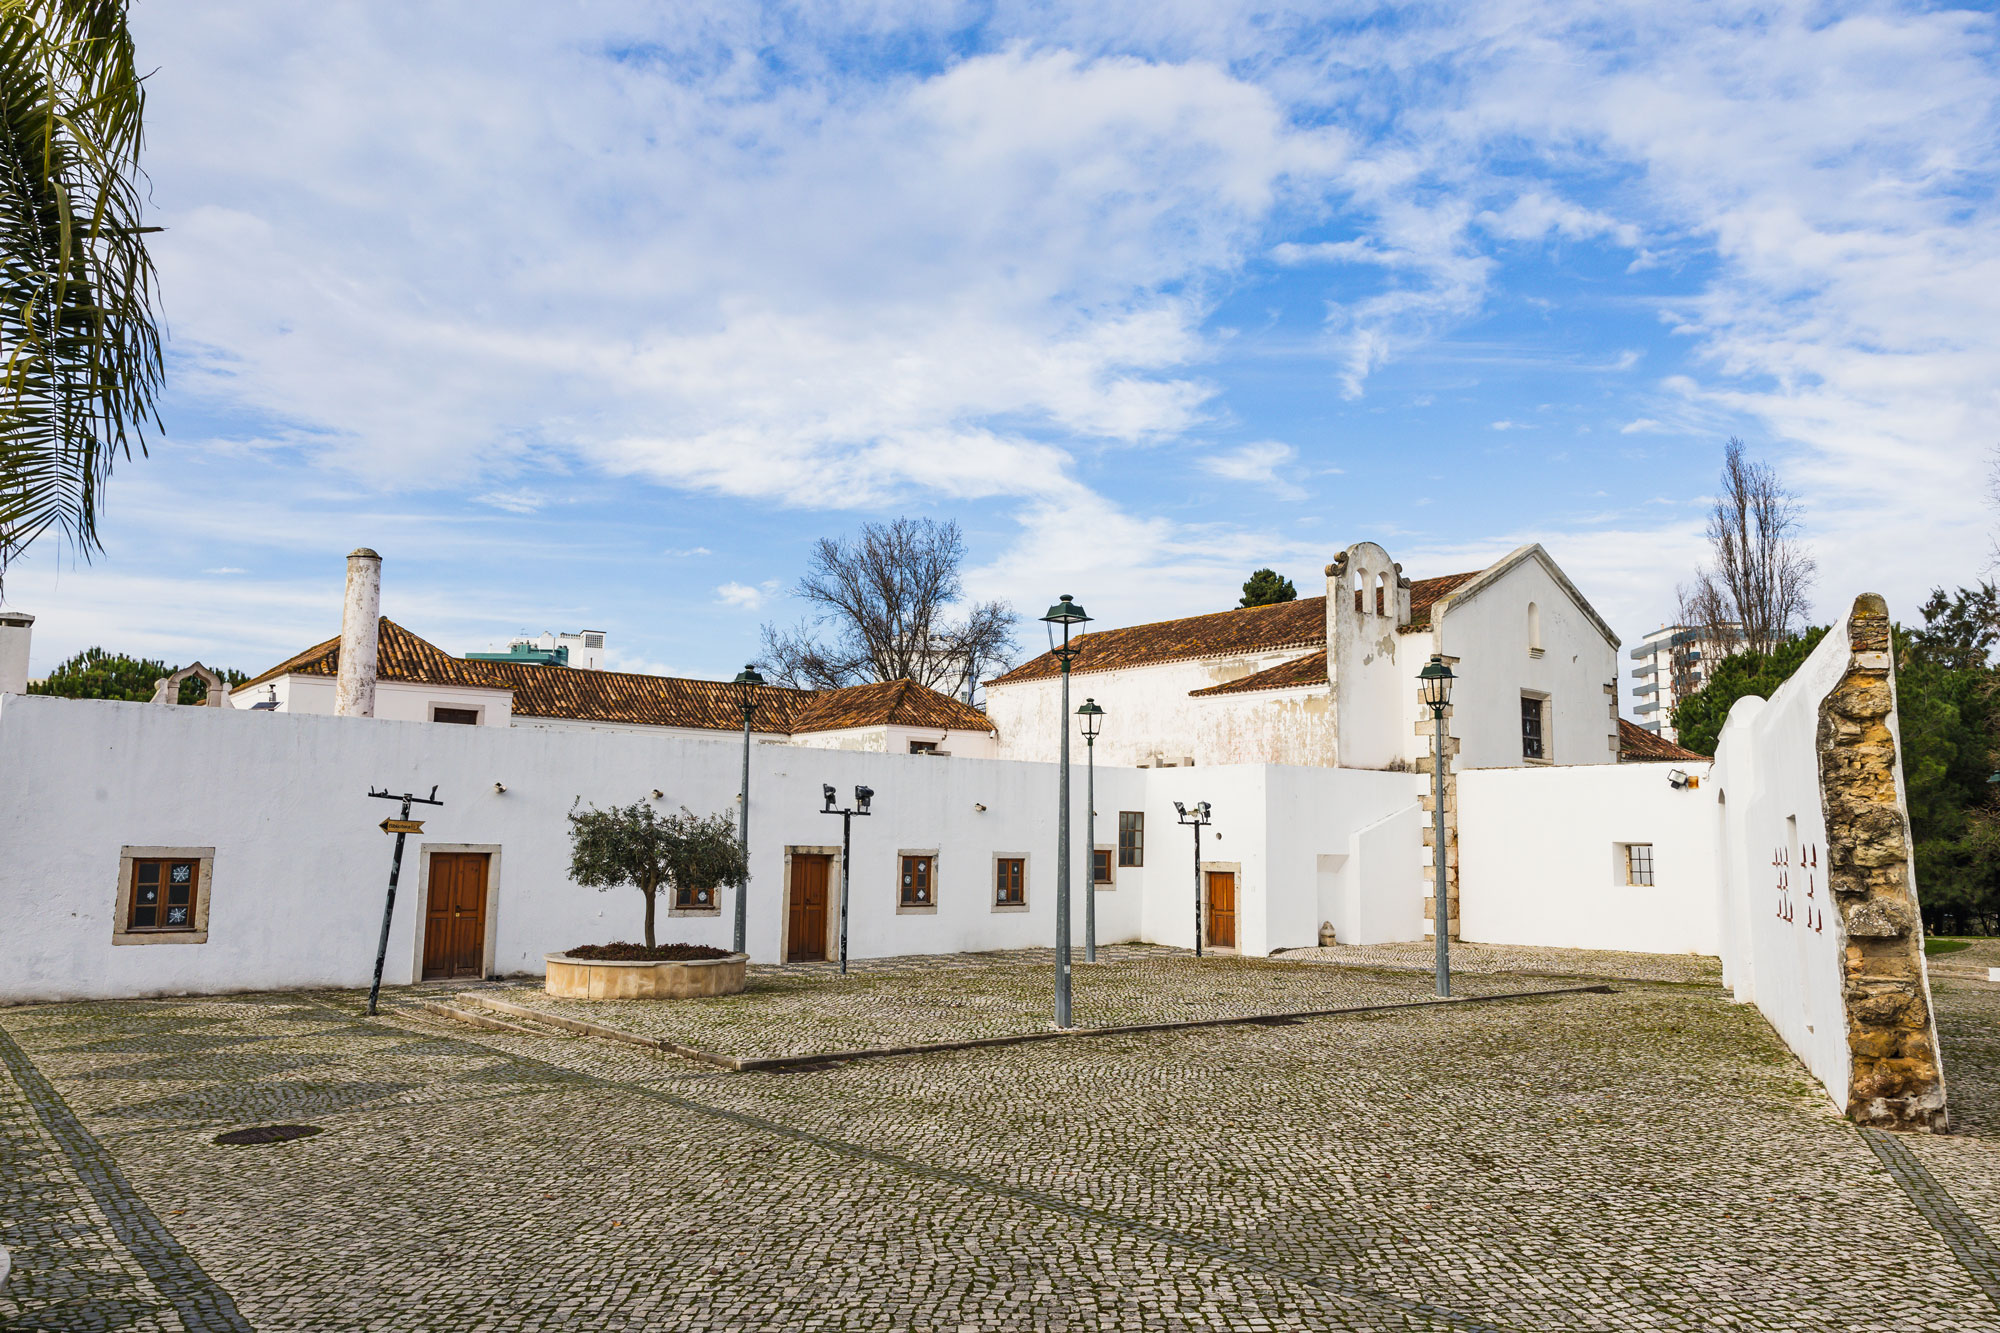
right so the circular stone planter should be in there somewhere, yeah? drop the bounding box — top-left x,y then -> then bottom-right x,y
543,952 -> 748,1001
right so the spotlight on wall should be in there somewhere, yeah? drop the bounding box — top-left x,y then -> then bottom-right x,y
974,802 -> 987,813
493,782 -> 507,794
1173,800 -> 1187,818
823,783 -> 837,812
651,788 -> 663,799
854,785 -> 874,814
1667,768 -> 1690,790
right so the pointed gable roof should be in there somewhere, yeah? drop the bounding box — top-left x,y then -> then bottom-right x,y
232,619 -> 505,694
1617,718 -> 1710,763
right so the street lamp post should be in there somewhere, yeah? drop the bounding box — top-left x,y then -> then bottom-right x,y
1175,800 -> 1212,957
1077,697 -> 1105,963
819,783 -> 874,974
731,665 -> 765,957
1040,593 -> 1092,1029
1418,655 -> 1456,998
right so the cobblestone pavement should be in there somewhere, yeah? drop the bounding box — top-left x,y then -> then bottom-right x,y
3,962 -> 2000,1331
1285,941 -> 1723,986
487,948 -> 1572,1060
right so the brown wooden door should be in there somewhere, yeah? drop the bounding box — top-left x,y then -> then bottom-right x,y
422,853 -> 489,980
1206,871 -> 1236,949
788,854 -> 830,962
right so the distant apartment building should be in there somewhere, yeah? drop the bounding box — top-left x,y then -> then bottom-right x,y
1629,623 -> 1741,745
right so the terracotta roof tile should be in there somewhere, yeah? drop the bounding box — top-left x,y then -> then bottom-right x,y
789,678 -> 996,734
989,571 -> 1482,686
1618,718 -> 1710,762
484,660 -> 802,733
1186,650 -> 1328,697
233,619 -> 505,694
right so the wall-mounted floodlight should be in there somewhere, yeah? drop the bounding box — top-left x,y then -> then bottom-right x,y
855,785 -> 874,814
1174,800 -> 1187,818
822,783 -> 837,812
1668,768 -> 1690,790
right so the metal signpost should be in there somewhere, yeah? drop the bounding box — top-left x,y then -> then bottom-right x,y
366,784 -> 442,1015
1176,800 -> 1212,957
820,784 -> 874,974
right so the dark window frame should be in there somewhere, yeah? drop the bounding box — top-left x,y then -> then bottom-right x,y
900,854 -> 935,908
673,881 -> 719,911
1092,848 -> 1113,885
432,705 -> 480,726
1118,811 -> 1145,867
1520,695 -> 1546,761
127,857 -> 202,932
995,857 -> 1025,906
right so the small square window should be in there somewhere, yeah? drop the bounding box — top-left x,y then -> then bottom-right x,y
1118,812 -> 1144,867
901,854 -> 935,908
432,706 -> 480,726
995,857 -> 1025,907
1092,848 -> 1113,885
1625,844 -> 1654,886
121,853 -> 209,938
674,882 -> 718,911
908,740 -> 939,755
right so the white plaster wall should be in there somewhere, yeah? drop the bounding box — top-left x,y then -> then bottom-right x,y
1431,556 -> 1618,772
0,694 -> 1143,1002
787,723 -> 997,758
1345,803 -> 1426,945
234,674 -> 512,726
1456,764 -> 1719,955
987,648 -> 1318,768
1708,616 -> 1859,1107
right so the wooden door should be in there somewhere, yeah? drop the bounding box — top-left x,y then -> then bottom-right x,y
422,853 -> 489,980
1206,871 -> 1236,949
788,854 -> 830,962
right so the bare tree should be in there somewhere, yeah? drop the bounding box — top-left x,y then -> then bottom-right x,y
1676,438 -> 1816,658
758,517 -> 1017,696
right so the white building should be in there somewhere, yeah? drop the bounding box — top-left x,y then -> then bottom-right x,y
986,541 -> 1622,773
1628,622 -> 1742,744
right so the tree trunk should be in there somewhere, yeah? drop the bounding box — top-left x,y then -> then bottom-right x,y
643,884 -> 658,949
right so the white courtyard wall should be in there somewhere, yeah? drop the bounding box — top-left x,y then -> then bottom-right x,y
234,674 -> 513,727
1707,619 -> 1858,1105
1456,764 -> 1719,956
0,694 -> 1132,1003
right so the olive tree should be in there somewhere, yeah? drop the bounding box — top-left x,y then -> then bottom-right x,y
566,802 -> 742,949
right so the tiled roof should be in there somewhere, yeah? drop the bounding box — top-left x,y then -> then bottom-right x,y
989,571 -> 1483,686
1186,650 -> 1328,697
233,619 -> 506,693
1618,718 -> 1710,762
789,678 -> 996,734
482,660 -> 800,733
236,621 -> 991,735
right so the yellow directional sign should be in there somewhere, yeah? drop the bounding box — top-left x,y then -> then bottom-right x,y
380,818 -> 425,835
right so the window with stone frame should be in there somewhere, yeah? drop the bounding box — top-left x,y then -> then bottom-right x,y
900,854 -> 935,908
1118,811 -> 1144,866
128,857 -> 202,931
995,857 -> 1025,906
675,881 -> 719,911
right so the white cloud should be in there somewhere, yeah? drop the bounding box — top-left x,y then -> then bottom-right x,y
1199,441 -> 1300,492
715,580 -> 780,610
664,546 -> 712,558
473,488 -> 546,514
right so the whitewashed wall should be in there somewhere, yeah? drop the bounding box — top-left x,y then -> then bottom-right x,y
1707,617 -> 1859,1104
987,649 -> 1325,768
1456,763 -> 1719,955
1428,552 -> 1619,771
232,674 -> 514,727
787,722 -> 999,758
0,694 -> 1142,1002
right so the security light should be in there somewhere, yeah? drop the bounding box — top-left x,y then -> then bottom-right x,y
855,785 -> 874,813
1198,802 -> 1212,821
1174,800 -> 1187,818
822,784 -> 837,811
1667,768 -> 1690,790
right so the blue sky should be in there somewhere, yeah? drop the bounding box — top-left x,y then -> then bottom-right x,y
5,1 -> 1995,697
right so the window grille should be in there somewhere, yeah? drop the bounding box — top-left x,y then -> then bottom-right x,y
1626,844 -> 1654,886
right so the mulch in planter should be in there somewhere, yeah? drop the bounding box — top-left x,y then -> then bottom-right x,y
564,942 -> 735,962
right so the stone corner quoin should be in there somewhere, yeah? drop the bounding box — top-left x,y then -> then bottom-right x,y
1820,591 -> 1947,1132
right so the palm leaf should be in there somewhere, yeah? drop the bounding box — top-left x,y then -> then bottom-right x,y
0,0 -> 160,587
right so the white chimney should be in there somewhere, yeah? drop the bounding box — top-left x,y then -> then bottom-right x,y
335,548 -> 381,717
0,610 -> 33,695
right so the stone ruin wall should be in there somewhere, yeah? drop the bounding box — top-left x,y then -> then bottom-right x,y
1818,593 -> 1948,1131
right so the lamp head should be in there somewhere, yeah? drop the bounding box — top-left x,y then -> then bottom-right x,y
1198,801 -> 1211,821
1174,800 -> 1187,819
1039,593 -> 1092,627
1667,768 -> 1689,790
822,783 -> 836,812
1418,655 -> 1455,711
854,784 -> 874,814
1076,696 -> 1105,738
